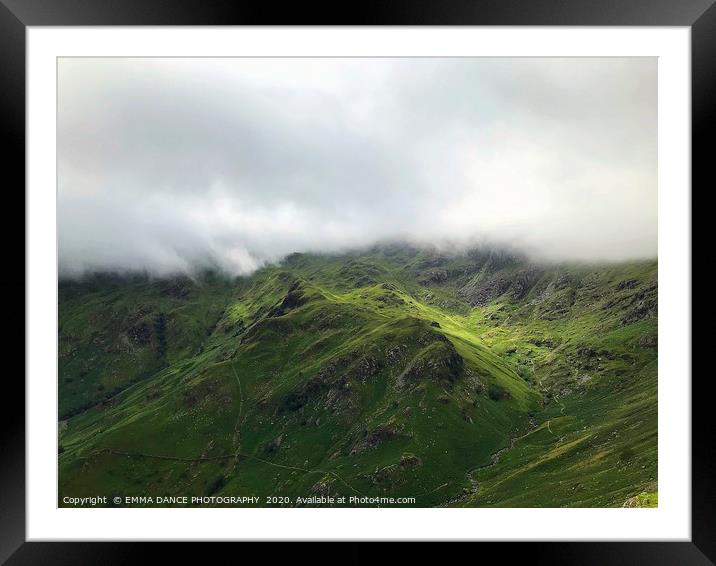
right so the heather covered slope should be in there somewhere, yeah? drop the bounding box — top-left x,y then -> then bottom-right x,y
58,246 -> 657,507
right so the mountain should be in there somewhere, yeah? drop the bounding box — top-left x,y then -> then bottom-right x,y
58,244 -> 657,507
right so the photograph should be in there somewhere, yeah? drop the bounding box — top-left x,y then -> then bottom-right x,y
55,56 -> 658,509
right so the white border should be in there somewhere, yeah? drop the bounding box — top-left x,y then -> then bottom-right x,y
27,27 -> 691,541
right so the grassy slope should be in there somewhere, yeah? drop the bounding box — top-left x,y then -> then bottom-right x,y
58,247 -> 657,507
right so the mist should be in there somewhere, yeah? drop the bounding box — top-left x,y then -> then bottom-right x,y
58,57 -> 657,277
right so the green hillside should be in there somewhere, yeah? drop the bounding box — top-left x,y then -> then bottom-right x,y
58,245 -> 657,507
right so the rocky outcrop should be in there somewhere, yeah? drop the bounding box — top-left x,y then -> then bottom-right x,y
458,268 -> 542,307
399,452 -> 423,469
158,276 -> 194,299
616,279 -> 639,291
621,288 -> 658,325
279,348 -> 382,417
127,320 -> 152,345
351,424 -> 402,455
268,281 -> 306,317
510,269 -> 542,300
460,275 -> 512,307
397,338 -> 464,390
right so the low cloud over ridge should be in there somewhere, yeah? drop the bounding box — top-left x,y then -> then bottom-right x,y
58,57 -> 657,276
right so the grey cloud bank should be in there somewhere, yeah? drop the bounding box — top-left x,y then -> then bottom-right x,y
58,57 -> 657,276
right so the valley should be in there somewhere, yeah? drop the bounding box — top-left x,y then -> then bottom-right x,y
58,244 -> 658,508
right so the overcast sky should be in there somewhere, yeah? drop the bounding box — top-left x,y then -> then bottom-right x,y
58,57 -> 657,276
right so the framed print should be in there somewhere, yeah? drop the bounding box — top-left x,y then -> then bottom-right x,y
5,0 -> 709,562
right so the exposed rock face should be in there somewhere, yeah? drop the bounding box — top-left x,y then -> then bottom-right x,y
460,275 -> 512,307
601,280 -> 657,326
621,288 -> 658,325
354,355 -> 383,381
264,434 -> 283,454
536,288 -> 576,320
158,276 -> 193,299
311,477 -> 335,496
553,273 -> 574,290
530,337 -> 557,349
616,279 -> 639,291
398,338 -> 464,390
399,453 -> 423,469
281,374 -> 332,412
459,267 -> 542,307
576,346 -> 599,358
351,424 -> 401,455
385,344 -> 407,366
421,269 -> 449,284
377,293 -> 405,306
368,464 -> 402,485
365,453 -> 423,486
280,348 -> 382,417
510,269 -> 542,300
127,320 -> 152,345
268,281 -> 306,317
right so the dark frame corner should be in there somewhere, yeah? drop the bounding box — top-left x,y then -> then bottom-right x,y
5,0 -> 709,563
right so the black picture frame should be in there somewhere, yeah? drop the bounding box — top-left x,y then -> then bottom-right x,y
4,0 -> 707,563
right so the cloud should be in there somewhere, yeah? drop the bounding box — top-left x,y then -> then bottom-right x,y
58,57 -> 657,276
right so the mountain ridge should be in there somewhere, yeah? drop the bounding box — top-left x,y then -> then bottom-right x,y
58,244 -> 657,507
